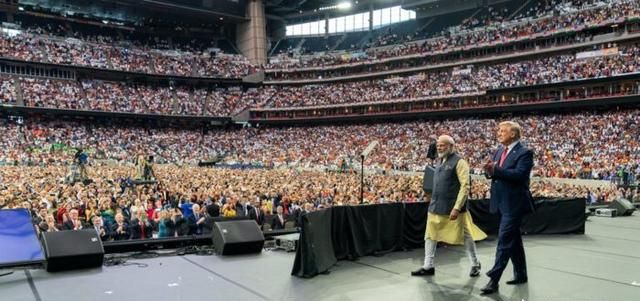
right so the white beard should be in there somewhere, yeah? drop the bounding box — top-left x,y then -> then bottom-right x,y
437,150 -> 451,159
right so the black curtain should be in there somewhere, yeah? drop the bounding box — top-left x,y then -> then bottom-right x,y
522,198 -> 586,234
402,202 -> 429,249
291,208 -> 335,278
292,198 -> 586,278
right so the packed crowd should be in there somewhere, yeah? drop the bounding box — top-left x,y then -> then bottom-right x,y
1,5 -> 637,114
458,5 -> 511,32
470,178 -> 634,203
0,77 -> 245,116
1,108 -> 638,182
22,78 -> 85,110
0,166 -> 422,240
262,44 -> 640,107
1,164 -> 633,240
363,4 -> 513,50
0,27 -> 256,78
9,42 -> 630,113
0,75 -> 17,104
266,0 -> 639,70
266,30 -> 594,81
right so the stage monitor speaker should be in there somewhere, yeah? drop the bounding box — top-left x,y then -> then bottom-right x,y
41,229 -> 104,272
422,166 -> 435,193
609,198 -> 635,216
212,220 -> 264,255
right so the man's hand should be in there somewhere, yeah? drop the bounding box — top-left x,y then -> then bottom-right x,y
449,208 -> 460,220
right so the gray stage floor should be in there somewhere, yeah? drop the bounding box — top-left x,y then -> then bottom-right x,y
2,214 -> 640,301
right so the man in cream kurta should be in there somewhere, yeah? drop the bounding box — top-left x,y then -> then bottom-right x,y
411,135 -> 487,277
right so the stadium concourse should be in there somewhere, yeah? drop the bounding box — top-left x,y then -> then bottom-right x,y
1,0 -> 640,300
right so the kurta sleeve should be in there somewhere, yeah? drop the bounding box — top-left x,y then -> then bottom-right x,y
453,159 -> 470,211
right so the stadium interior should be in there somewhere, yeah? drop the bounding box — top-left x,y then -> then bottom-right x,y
0,0 -> 639,300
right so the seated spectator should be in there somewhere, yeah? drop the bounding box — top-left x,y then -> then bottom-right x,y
91,216 -> 111,241
39,214 -> 60,233
222,202 -> 237,218
171,207 -> 190,236
157,210 -> 174,238
62,208 -> 84,231
111,212 -> 130,240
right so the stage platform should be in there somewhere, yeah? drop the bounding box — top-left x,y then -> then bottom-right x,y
1,214 -> 640,301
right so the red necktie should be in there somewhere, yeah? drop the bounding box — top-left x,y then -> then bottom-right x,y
499,147 -> 509,167
140,222 -> 145,238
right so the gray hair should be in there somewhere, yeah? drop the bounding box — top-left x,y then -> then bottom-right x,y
437,135 -> 456,146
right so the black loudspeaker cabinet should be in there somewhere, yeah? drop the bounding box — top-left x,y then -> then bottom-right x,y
41,229 -> 105,272
609,198 -> 636,216
212,219 -> 265,255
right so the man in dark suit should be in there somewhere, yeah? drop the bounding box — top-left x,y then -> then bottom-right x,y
270,205 -> 286,230
235,198 -> 250,217
187,204 -> 214,235
62,209 -> 84,231
248,200 -> 265,229
206,203 -> 220,218
111,212 -> 130,240
481,121 -> 535,295
129,210 -> 154,240
293,202 -> 313,228
91,216 -> 111,241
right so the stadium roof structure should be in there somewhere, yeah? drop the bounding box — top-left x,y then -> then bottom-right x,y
266,0 -> 515,22
18,0 -> 250,23
265,0 -> 387,21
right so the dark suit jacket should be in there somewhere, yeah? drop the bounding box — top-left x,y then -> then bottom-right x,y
206,204 -> 220,217
488,142 -> 535,216
200,216 -> 214,235
187,214 -> 209,235
173,216 -> 189,236
110,222 -> 130,240
129,219 -> 153,240
91,226 -> 112,241
270,214 -> 286,230
292,209 -> 307,227
235,203 -> 249,217
248,206 -> 265,226
62,220 -> 84,231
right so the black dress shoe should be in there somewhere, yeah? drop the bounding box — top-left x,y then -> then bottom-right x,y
469,263 -> 481,277
411,267 -> 435,276
506,278 -> 528,285
480,279 -> 499,295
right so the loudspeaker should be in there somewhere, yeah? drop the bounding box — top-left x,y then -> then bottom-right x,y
609,199 -> 635,216
212,220 -> 264,255
41,229 -> 104,272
